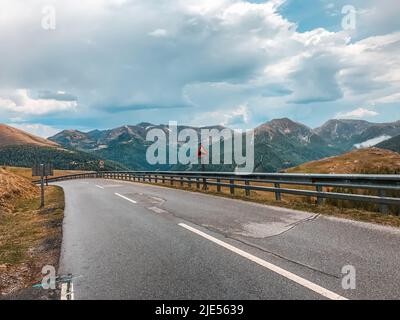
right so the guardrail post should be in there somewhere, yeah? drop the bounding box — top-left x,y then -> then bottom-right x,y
379,190 -> 389,214
203,178 -> 208,190
196,178 -> 200,189
316,186 -> 323,205
180,177 -> 184,187
274,183 -> 281,201
170,176 -> 174,185
230,179 -> 235,195
162,176 -> 165,184
217,179 -> 221,192
245,180 -> 250,197
188,177 -> 192,188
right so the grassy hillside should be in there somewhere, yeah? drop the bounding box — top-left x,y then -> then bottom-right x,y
286,148 -> 400,216
0,145 -> 128,171
0,124 -> 58,148
286,148 -> 400,174
3,166 -> 89,182
0,168 -> 39,212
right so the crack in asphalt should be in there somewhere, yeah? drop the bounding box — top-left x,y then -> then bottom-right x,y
142,203 -> 339,279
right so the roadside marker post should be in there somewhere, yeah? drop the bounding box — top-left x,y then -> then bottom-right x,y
32,163 -> 54,208
40,165 -> 45,208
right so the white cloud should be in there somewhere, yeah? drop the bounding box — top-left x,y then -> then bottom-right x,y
0,89 -> 77,115
335,107 -> 379,119
221,104 -> 250,126
354,135 -> 392,149
369,93 -> 400,105
0,0 -> 399,127
7,123 -> 61,138
148,29 -> 168,37
190,103 -> 251,128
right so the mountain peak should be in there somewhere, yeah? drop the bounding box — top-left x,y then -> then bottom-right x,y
315,119 -> 374,143
268,118 -> 311,130
256,118 -> 312,136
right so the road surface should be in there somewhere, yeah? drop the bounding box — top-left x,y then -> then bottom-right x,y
55,179 -> 400,300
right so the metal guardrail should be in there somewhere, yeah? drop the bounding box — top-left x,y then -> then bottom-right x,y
38,171 -> 400,214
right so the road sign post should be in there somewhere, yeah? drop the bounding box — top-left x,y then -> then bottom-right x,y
40,165 -> 45,208
99,160 -> 105,170
32,163 -> 54,208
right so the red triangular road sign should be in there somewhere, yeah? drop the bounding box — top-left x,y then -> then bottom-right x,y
197,144 -> 208,158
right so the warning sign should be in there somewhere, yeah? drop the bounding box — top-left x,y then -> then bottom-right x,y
99,160 -> 105,169
197,144 -> 208,158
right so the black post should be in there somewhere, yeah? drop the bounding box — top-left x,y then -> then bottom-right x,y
274,183 -> 281,201
40,164 -> 45,208
245,180 -> 250,197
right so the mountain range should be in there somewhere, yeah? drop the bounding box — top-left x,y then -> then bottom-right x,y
0,124 -> 127,171
48,118 -> 400,172
1,119 -> 400,173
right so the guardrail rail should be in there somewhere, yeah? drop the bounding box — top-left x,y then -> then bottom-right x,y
37,171 -> 400,215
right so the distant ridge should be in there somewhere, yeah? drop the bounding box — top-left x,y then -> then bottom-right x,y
0,124 -> 127,171
0,124 -> 58,148
48,118 -> 400,172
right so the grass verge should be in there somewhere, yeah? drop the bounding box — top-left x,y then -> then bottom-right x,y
0,186 -> 64,297
4,166 -> 90,182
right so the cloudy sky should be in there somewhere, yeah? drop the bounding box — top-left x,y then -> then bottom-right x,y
0,0 -> 399,137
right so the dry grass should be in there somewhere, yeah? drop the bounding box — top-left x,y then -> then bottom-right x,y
0,124 -> 58,148
3,166 -> 90,182
0,168 -> 65,296
286,147 -> 400,174
0,168 -> 39,212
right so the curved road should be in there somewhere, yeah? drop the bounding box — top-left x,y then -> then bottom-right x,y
56,179 -> 400,300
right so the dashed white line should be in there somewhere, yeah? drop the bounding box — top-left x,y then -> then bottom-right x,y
178,223 -> 348,301
61,283 -> 68,300
115,193 -> 137,204
60,281 -> 74,300
70,282 -> 75,300
148,206 -> 169,214
96,185 -> 105,189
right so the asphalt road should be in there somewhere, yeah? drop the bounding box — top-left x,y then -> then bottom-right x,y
56,179 -> 400,300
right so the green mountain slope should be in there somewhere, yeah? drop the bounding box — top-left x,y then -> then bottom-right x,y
0,145 -> 127,171
376,135 -> 400,153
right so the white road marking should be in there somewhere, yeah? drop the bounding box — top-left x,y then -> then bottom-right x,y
61,283 -> 68,300
148,206 -> 169,214
178,223 -> 348,301
70,282 -> 75,300
115,193 -> 137,204
96,185 -> 105,189
61,282 -> 74,300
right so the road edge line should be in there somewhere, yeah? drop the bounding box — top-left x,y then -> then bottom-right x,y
178,223 -> 348,301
